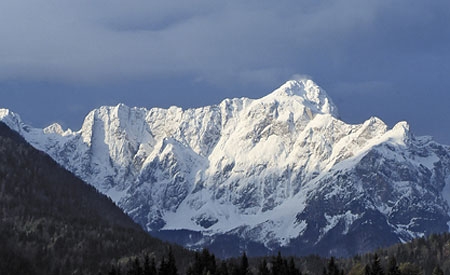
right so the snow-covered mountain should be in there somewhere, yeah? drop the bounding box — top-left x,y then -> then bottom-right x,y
2,78 -> 450,257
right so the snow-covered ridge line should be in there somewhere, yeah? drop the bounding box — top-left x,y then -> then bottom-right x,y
1,78 -> 450,257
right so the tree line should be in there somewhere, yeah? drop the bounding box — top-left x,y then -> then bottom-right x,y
106,249 -> 303,275
105,232 -> 450,275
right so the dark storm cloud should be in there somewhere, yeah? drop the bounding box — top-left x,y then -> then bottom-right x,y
0,0 -> 395,83
1,0 -> 450,142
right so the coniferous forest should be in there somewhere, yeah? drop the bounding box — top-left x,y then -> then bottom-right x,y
0,122 -> 193,274
2,120 -> 450,275
110,233 -> 450,275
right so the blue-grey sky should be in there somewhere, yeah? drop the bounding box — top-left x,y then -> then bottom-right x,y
1,0 -> 450,143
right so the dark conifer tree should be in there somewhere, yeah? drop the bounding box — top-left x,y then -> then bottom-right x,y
143,254 -> 156,275
432,266 -> 444,275
169,249 -> 178,275
150,258 -> 157,275
159,249 -> 178,275
186,253 -> 200,275
370,254 -> 384,275
108,265 -> 121,275
271,252 -> 284,275
217,261 -> 229,275
386,256 -> 400,275
159,257 -> 167,275
143,255 -> 151,275
240,252 -> 250,275
187,249 -> 216,275
257,259 -> 270,275
287,257 -> 301,275
128,258 -> 143,275
325,257 -> 340,275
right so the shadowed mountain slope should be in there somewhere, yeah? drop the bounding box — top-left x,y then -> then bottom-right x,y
0,122 -> 192,275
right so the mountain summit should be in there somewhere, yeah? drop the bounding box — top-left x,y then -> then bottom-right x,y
265,79 -> 338,117
2,79 -> 450,257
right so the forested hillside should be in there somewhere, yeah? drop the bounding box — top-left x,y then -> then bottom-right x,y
341,233 -> 450,275
0,122 -> 192,275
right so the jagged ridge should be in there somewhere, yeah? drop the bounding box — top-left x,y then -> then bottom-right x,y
1,78 -> 450,257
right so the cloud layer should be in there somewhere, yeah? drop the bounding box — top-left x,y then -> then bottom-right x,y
1,0 -> 450,142
2,1 -> 447,84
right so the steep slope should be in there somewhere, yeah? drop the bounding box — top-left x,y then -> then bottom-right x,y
2,78 -> 450,257
0,122 -> 191,275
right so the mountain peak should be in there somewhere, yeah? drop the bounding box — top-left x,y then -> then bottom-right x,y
44,123 -> 67,135
2,79 -> 450,258
388,121 -> 411,145
0,108 -> 25,133
266,79 -> 339,117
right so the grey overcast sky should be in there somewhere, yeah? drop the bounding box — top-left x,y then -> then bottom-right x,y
1,0 -> 450,143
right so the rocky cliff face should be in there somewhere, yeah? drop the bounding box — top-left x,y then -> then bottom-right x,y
2,78 -> 450,257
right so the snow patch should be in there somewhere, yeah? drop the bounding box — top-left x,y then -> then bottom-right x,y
2,79 -> 450,254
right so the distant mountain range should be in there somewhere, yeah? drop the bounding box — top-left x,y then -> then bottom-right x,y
2,78 -> 450,257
